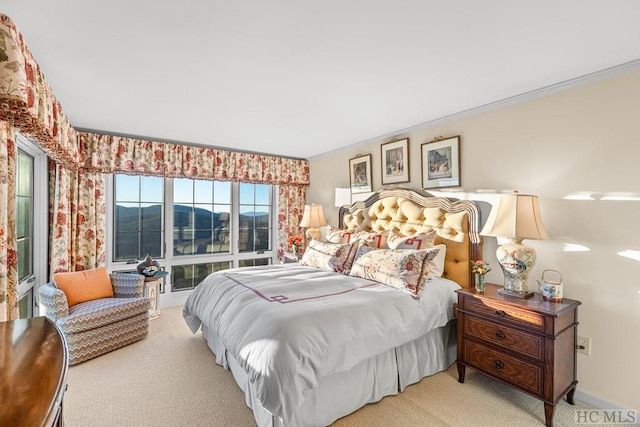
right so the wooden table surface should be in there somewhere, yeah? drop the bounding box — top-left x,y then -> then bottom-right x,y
0,316 -> 68,427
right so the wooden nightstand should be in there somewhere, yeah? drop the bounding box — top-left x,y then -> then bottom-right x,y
456,283 -> 581,427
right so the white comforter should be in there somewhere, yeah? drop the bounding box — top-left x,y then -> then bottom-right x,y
183,264 -> 459,424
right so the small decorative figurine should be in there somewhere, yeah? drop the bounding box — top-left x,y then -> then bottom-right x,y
137,254 -> 160,277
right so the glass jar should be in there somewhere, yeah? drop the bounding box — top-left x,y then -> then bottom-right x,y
475,273 -> 486,293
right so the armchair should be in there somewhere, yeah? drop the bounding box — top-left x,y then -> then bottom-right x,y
39,271 -> 151,365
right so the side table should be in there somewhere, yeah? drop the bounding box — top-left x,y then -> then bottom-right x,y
283,251 -> 302,263
144,271 -> 168,319
456,283 -> 581,427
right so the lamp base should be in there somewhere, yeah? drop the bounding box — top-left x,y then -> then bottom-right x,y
497,288 -> 534,299
496,238 -> 537,296
305,227 -> 321,241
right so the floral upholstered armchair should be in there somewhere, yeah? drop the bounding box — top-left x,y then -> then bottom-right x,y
39,268 -> 151,365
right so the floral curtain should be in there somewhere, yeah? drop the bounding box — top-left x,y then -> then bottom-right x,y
0,121 -> 18,321
277,185 -> 307,260
48,160 -> 106,274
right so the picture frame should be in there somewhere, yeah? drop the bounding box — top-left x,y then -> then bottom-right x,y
381,138 -> 410,185
349,154 -> 372,193
421,135 -> 461,189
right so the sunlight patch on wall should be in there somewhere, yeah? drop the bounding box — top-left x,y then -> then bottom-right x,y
564,191 -> 640,201
563,192 -> 598,200
601,193 -> 640,201
618,250 -> 640,261
563,243 -> 591,252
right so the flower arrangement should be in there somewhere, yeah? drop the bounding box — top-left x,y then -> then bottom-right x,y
470,260 -> 491,275
288,235 -> 303,248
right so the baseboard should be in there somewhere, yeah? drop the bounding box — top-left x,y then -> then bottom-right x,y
159,292 -> 190,309
575,389 -> 629,411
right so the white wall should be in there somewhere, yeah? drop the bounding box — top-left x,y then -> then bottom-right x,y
306,68 -> 640,411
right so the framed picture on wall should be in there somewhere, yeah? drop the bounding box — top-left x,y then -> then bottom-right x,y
349,154 -> 372,193
421,135 -> 461,189
381,138 -> 410,185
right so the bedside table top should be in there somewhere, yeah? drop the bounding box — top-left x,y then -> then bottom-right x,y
456,283 -> 581,316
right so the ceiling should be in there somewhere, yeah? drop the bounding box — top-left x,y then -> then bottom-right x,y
3,1 -> 640,159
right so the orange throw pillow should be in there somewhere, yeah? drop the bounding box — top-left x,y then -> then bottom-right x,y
53,267 -> 114,307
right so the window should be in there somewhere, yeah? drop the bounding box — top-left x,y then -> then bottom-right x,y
113,175 -> 164,261
172,261 -> 231,291
16,150 -> 33,285
239,183 -> 272,253
173,179 -> 231,256
110,176 -> 276,301
16,135 -> 47,319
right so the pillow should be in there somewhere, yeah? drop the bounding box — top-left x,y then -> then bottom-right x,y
53,267 -> 114,307
415,244 -> 447,285
300,240 -> 354,273
351,230 -> 389,249
349,247 -> 441,298
424,244 -> 447,279
325,225 -> 355,244
387,231 -> 436,250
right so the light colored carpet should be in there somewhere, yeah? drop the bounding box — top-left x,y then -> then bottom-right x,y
64,306 -> 592,427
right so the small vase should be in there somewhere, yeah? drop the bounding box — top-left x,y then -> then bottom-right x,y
475,273 -> 486,293
292,244 -> 300,254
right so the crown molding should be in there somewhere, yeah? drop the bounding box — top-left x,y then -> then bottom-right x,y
312,58 -> 640,159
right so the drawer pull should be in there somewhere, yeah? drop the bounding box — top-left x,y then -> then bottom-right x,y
494,309 -> 505,317
493,360 -> 505,369
495,331 -> 505,340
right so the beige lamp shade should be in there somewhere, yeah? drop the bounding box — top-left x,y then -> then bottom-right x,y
300,204 -> 327,241
480,191 -> 548,298
480,191 -> 548,240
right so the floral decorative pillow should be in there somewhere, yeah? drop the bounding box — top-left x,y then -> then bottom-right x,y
325,225 -> 355,244
387,231 -> 436,250
349,247 -> 441,298
300,240 -> 354,273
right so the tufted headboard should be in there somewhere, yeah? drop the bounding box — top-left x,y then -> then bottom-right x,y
338,188 -> 482,289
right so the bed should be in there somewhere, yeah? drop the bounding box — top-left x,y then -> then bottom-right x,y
183,188 -> 482,426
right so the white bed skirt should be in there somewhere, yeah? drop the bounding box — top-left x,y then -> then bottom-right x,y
201,320 -> 456,427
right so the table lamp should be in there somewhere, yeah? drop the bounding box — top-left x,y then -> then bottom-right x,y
480,191 -> 548,298
299,204 -> 327,241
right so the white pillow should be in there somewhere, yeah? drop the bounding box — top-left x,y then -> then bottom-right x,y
424,244 -> 447,279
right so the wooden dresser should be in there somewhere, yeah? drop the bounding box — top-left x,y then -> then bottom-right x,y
456,284 -> 581,427
0,316 -> 68,427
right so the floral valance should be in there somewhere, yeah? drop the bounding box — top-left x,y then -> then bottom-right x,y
0,14 -> 79,166
78,132 -> 309,185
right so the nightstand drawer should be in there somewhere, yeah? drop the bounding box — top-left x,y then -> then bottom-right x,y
464,340 -> 543,396
462,297 -> 544,333
464,315 -> 544,361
